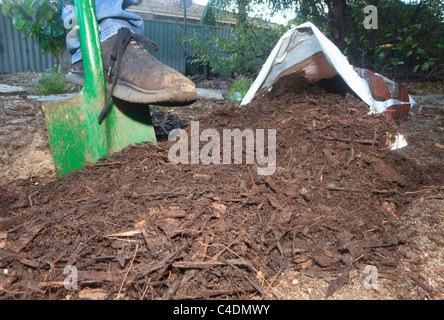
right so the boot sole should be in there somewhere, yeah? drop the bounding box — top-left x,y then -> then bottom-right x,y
66,72 -> 197,106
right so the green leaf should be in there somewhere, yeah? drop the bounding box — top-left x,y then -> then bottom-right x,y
51,23 -> 66,38
50,43 -> 59,57
22,0 -> 34,13
42,26 -> 52,36
28,21 -> 43,35
12,14 -> 27,32
42,45 -> 52,55
39,34 -> 49,51
53,36 -> 66,47
1,3 -> 12,16
38,2 -> 55,22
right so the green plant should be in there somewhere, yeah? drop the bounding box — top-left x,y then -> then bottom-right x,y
220,72 -> 252,103
152,105 -> 174,110
184,17 -> 287,77
266,0 -> 444,79
29,69 -> 66,95
2,0 -> 66,56
343,0 -> 444,78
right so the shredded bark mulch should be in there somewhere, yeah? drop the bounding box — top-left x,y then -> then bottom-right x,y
0,74 -> 440,300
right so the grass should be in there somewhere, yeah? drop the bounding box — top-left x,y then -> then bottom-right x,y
28,69 -> 67,95
151,105 -> 174,110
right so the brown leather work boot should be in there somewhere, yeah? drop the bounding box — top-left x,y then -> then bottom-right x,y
66,30 -> 197,107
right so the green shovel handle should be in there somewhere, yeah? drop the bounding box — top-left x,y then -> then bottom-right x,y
75,0 -> 106,100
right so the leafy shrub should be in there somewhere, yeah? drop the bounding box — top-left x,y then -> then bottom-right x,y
2,0 -> 66,56
183,18 -> 287,77
29,69 -> 66,95
343,0 -> 444,78
220,72 -> 253,103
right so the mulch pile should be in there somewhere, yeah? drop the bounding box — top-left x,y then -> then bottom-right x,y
0,74 -> 439,300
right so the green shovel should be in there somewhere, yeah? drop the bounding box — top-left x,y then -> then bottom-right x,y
43,0 -> 157,176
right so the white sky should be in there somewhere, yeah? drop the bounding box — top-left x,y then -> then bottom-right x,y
192,0 -> 296,25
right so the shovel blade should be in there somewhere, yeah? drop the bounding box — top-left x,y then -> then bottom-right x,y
43,92 -> 107,176
42,0 -> 156,177
104,97 -> 157,156
44,93 -> 157,176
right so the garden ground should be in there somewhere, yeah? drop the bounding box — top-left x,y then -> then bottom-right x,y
0,72 -> 443,300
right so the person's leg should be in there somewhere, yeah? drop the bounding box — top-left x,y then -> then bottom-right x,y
63,0 -> 143,64
63,0 -> 197,107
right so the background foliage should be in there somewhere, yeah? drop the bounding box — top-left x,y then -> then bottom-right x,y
2,0 -> 66,57
266,0 -> 444,79
184,17 -> 287,76
343,0 -> 444,79
1,0 -> 443,80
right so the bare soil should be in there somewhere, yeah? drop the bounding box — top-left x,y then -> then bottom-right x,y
0,72 -> 442,300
